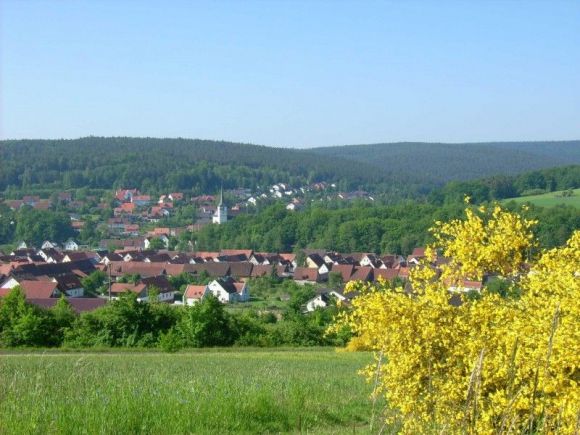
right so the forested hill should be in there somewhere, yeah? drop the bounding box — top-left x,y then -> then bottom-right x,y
0,137 -> 384,194
310,141 -> 580,184
1,137 -> 578,197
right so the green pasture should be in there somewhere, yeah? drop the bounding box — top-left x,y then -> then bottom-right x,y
503,188 -> 580,208
0,349 -> 383,434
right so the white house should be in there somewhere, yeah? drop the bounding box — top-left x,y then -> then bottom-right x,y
305,290 -> 348,312
207,278 -> 249,303
41,240 -> 59,250
63,239 -> 79,251
184,284 -> 210,305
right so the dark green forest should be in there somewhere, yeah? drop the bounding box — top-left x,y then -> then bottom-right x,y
0,137 -> 384,196
187,200 -> 578,255
2,137 -> 579,199
311,140 -> 580,184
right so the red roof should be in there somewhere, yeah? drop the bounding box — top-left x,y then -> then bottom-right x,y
373,268 -> 399,281
184,285 -> 207,299
349,267 -> 373,282
0,280 -> 59,299
411,247 -> 426,257
293,267 -> 320,282
110,283 -> 146,295
221,249 -> 253,258
28,298 -> 107,313
330,264 -> 355,282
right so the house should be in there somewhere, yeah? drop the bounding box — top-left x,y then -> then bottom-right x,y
62,252 -> 92,263
37,248 -> 64,263
227,262 -> 254,280
169,192 -> 183,201
141,275 -> 175,302
447,279 -> 483,293
184,284 -> 209,305
360,254 -> 383,269
41,240 -> 59,250
207,277 -> 249,303
329,264 -> 355,282
52,273 -> 85,297
305,290 -> 349,312
110,275 -> 174,302
27,298 -> 106,313
63,239 -> 79,251
293,267 -> 322,284
349,267 -> 374,283
0,280 -> 61,299
114,202 -> 136,215
115,189 -> 139,202
305,254 -> 330,274
373,268 -> 400,282
407,247 -> 427,265
250,264 -> 288,279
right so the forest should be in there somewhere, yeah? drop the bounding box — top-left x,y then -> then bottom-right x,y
311,140 -> 580,184
1,138 -> 579,200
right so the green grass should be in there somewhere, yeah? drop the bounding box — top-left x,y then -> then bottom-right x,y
0,349 -> 381,434
503,188 -> 580,208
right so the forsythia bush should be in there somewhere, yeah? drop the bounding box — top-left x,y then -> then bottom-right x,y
331,204 -> 579,434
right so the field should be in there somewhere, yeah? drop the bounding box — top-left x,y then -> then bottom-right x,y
0,349 -> 382,434
503,188 -> 580,208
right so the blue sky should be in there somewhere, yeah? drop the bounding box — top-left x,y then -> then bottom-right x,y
1,1 -> 579,147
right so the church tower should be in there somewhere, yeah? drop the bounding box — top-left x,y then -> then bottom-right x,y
213,187 -> 228,224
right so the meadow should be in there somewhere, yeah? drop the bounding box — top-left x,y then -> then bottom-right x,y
0,349 -> 382,434
503,188 -> 580,208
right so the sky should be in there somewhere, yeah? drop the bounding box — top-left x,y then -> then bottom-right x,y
1,1 -> 579,148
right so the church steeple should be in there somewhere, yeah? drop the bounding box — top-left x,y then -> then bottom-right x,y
213,185 -> 228,225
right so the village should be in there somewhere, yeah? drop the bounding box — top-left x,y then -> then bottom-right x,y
0,236 -> 485,313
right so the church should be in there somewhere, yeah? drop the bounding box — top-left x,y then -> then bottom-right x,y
212,188 -> 228,224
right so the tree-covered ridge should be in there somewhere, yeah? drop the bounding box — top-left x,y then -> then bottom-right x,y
1,137 -> 578,198
310,140 -> 580,184
0,137 -> 384,194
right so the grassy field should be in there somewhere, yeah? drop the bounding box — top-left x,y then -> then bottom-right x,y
0,349 -> 383,434
503,188 -> 580,208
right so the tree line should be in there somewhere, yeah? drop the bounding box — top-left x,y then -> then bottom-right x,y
0,283 -> 348,350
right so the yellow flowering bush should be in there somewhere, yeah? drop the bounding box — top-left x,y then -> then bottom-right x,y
331,205 -> 579,434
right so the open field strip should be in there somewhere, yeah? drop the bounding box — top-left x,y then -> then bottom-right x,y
503,188 -> 580,208
0,349 -> 381,434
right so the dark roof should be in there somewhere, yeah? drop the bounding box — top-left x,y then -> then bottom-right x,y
141,275 -> 174,293
11,260 -> 96,279
293,267 -> 320,282
329,264 -> 355,282
307,253 -> 325,267
28,298 -> 107,313
349,267 -> 373,282
187,262 -> 230,277
250,264 -> 288,278
53,273 -> 83,291
227,262 -> 253,278
373,268 -> 399,282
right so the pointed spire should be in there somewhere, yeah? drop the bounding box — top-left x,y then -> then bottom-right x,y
219,185 -> 223,206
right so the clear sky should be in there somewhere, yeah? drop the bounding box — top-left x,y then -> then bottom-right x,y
1,1 -> 579,147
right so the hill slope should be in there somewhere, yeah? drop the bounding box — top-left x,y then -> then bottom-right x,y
0,137 -> 384,193
310,141 -> 580,184
1,138 -> 578,196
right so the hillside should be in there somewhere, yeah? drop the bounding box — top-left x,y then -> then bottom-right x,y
0,137 -> 384,195
503,188 -> 580,208
1,138 -> 578,198
310,141 -> 580,184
